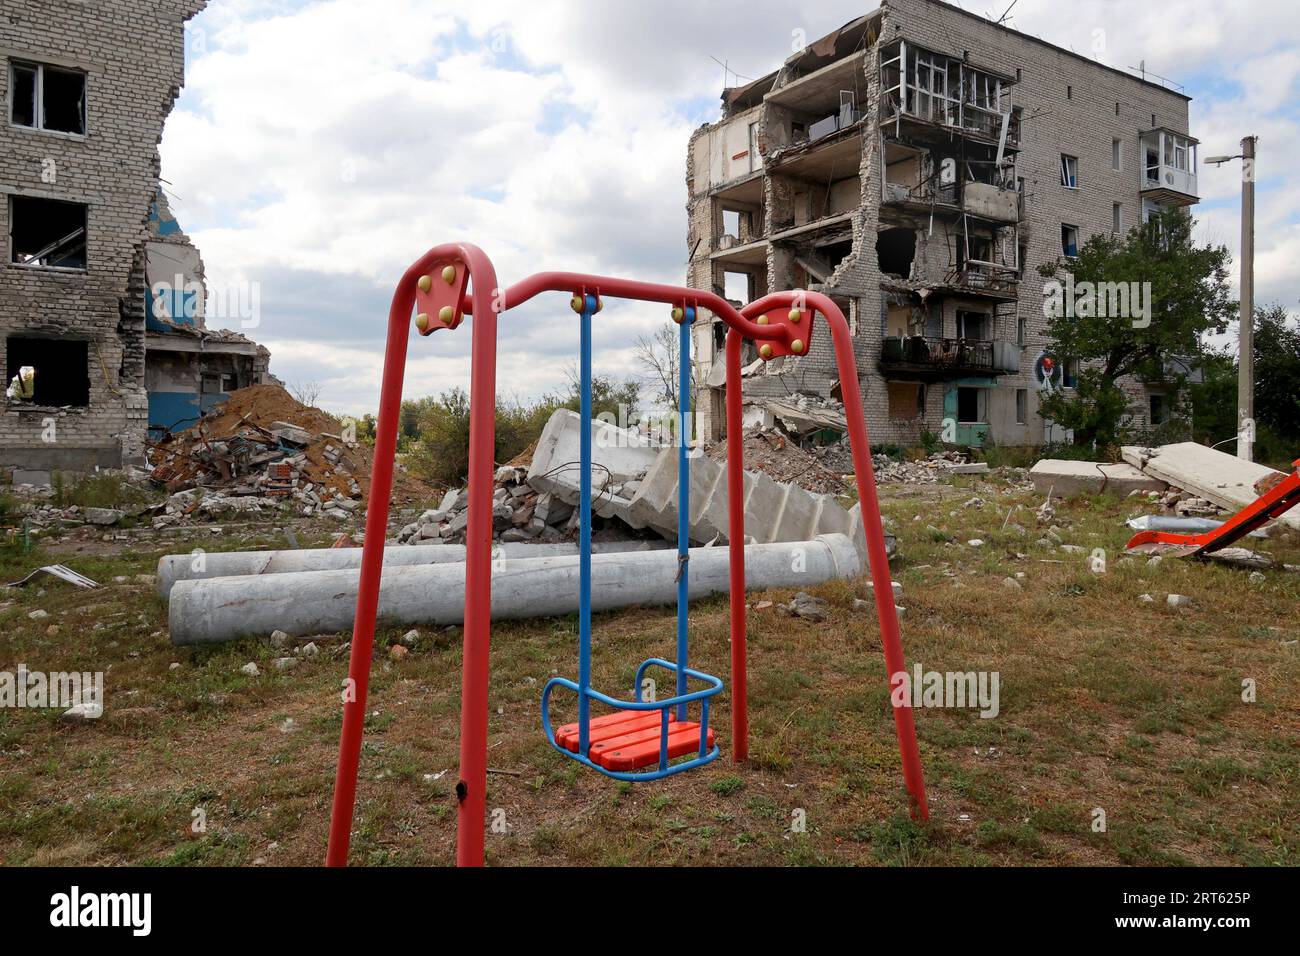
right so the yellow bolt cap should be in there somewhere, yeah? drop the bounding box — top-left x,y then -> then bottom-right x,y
438,306 -> 454,323
417,275 -> 432,293
442,265 -> 457,284
757,315 -> 769,325
671,306 -> 684,324
415,312 -> 429,331
759,344 -> 773,359
789,309 -> 802,323
791,338 -> 804,354
571,295 -> 584,313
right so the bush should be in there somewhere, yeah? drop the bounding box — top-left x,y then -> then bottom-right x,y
407,374 -> 642,487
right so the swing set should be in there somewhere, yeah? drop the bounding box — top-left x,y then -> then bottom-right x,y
325,243 -> 928,867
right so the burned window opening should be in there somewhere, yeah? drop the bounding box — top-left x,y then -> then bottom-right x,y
9,195 -> 87,269
876,227 -> 915,277
5,337 -> 90,407
9,60 -> 86,134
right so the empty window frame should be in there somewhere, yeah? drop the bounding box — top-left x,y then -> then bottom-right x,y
9,60 -> 86,134
1061,223 -> 1079,258
956,386 -> 985,424
1017,316 -> 1028,346
1111,137 -> 1122,171
1060,153 -> 1079,188
5,336 -> 90,406
1149,393 -> 1167,425
1015,387 -> 1028,424
1112,202 -> 1123,234
956,309 -> 990,340
8,196 -> 87,269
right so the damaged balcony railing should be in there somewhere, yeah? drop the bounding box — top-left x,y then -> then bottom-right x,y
881,335 -> 996,374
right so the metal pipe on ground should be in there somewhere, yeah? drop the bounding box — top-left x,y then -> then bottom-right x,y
155,539 -> 669,599
168,533 -> 861,646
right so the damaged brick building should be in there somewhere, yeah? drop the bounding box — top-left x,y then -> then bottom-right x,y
1,0 -> 271,476
686,0 -> 1199,447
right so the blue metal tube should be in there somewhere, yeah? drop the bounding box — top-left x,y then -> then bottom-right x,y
577,294 -> 595,756
674,308 -> 693,721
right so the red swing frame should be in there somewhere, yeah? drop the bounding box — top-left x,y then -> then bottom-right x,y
325,242 -> 928,867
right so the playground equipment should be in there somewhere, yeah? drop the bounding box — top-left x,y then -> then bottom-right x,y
1125,458 -> 1300,557
325,243 -> 929,867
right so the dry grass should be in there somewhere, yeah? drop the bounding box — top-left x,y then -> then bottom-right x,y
0,474 -> 1296,866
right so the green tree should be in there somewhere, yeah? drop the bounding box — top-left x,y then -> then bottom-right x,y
1037,208 -> 1234,449
1253,304 -> 1300,442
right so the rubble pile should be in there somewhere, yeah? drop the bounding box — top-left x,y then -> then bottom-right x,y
146,385 -> 369,518
706,427 -> 848,495
395,465 -> 649,546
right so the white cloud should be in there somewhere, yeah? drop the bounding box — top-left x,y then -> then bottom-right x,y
162,0 -> 1300,415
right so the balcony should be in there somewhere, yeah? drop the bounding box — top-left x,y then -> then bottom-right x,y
938,263 -> 1019,300
879,39 -> 1021,149
880,335 -> 1019,380
1139,128 -> 1199,204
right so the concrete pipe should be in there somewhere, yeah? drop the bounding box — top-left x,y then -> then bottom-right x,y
167,533 -> 861,645
155,539 -> 669,599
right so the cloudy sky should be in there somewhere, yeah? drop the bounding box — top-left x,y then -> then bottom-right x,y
160,0 -> 1300,417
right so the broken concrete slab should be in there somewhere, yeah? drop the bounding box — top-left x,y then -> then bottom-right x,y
1121,442 -> 1299,530
1030,459 -> 1167,498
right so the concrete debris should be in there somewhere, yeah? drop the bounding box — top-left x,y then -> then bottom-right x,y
168,534 -> 862,644
1120,442 -> 1299,530
1166,594 -> 1193,608
1030,459 -> 1166,498
146,385 -> 423,520
779,591 -> 830,621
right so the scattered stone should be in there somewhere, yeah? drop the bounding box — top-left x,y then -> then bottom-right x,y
779,591 -> 829,622
27,609 -> 48,621
1138,593 -> 1154,603
1167,594 -> 1192,608
894,605 -> 907,618
967,539 -> 984,547
1001,577 -> 1022,590
45,624 -> 60,636
269,629 -> 291,650
278,718 -> 298,734
84,507 -> 125,526
299,641 -> 320,657
272,657 -> 299,671
240,662 -> 260,677
1248,571 -> 1266,586
60,701 -> 103,721
390,644 -> 409,661
169,662 -> 181,670
400,628 -> 420,647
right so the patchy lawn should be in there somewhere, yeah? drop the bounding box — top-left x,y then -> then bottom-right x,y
0,474 -> 1296,866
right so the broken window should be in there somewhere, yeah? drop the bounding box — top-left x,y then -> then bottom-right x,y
723,270 -> 750,305
876,227 -> 915,276
8,196 -> 87,268
1015,388 -> 1027,425
956,310 -> 989,341
1059,154 -> 1079,188
1017,317 -> 1027,346
1112,202 -> 1123,234
888,382 -> 924,421
5,337 -> 90,406
9,60 -> 86,134
1111,138 -> 1122,171
1060,223 -> 1078,258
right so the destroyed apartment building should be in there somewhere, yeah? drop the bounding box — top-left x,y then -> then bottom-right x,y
0,0 -> 272,479
686,0 -> 1200,448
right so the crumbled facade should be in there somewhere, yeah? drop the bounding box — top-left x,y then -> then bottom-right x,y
1,0 -> 272,474
686,0 -> 1199,447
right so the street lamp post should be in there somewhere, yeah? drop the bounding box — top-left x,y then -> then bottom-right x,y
1206,136 -> 1258,462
